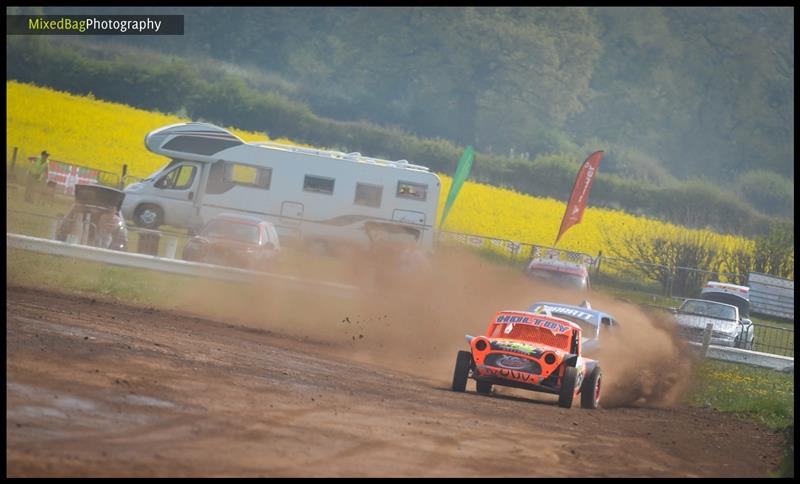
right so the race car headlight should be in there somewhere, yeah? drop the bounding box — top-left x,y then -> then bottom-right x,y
474,339 -> 488,352
543,353 -> 556,365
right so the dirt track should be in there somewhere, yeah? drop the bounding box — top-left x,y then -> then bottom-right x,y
6,284 -> 784,477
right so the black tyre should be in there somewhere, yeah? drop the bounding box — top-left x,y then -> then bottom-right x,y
580,367 -> 602,409
452,350 -> 472,392
476,380 -> 493,395
133,204 -> 163,229
558,366 -> 578,408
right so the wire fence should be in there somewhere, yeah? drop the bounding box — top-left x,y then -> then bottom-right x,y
752,323 -> 795,358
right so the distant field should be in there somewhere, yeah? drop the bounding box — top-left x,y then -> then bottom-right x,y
7,80 -> 757,262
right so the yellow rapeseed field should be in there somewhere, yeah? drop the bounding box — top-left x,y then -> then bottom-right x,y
6,81 -> 305,179
7,80 -> 755,262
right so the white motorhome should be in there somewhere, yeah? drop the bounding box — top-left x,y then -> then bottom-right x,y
121,123 -> 441,252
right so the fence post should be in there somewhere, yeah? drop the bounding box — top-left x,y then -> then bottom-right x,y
164,237 -> 178,259
8,146 -> 18,181
81,212 -> 92,245
595,251 -> 603,276
120,164 -> 127,189
666,268 -> 675,298
701,322 -> 714,357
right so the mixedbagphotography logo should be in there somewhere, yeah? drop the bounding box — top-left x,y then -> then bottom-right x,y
7,15 -> 184,35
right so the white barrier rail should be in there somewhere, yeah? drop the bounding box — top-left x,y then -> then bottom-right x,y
7,233 -> 361,299
687,342 -> 794,372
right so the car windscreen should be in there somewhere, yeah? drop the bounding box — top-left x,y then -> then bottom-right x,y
490,323 -> 571,351
74,184 -> 125,210
545,314 -> 597,339
679,300 -> 737,321
528,269 -> 587,289
699,293 -> 750,317
202,220 -> 260,244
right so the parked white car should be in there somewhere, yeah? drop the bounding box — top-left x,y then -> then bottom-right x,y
673,298 -> 755,349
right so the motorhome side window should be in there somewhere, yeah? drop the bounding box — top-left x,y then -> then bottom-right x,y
354,183 -> 382,208
223,163 -> 271,189
397,181 -> 427,201
304,175 -> 335,195
156,165 -> 196,190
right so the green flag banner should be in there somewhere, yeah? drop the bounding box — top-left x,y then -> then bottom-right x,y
439,146 -> 474,230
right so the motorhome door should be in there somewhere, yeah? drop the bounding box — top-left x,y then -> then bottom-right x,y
281,201 -> 304,223
152,162 -> 201,226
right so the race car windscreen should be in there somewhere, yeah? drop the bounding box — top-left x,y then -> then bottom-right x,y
527,268 -> 587,289
547,314 -> 598,340
491,323 -> 571,351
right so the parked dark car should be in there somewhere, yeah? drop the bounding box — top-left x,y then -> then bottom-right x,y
182,213 -> 281,271
55,184 -> 128,251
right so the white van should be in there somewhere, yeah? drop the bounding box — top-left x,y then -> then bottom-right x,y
121,122 -> 442,252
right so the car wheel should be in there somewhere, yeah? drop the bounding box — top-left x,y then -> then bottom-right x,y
580,367 -> 602,409
558,366 -> 578,408
134,204 -> 163,229
476,380 -> 493,395
452,350 -> 472,392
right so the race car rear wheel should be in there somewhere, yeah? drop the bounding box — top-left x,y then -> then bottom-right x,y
476,380 -> 493,395
452,351 -> 472,392
580,367 -> 602,409
558,366 -> 578,408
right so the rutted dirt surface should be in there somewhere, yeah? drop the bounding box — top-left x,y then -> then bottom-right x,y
6,284 -> 784,477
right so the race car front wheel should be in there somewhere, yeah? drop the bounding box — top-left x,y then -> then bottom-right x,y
476,380 -> 493,395
558,366 -> 578,408
580,367 -> 602,409
452,351 -> 472,392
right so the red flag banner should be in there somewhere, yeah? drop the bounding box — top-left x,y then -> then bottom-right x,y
45,160 -> 100,195
554,151 -> 604,246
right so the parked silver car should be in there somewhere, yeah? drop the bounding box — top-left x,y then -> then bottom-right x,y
673,298 -> 755,349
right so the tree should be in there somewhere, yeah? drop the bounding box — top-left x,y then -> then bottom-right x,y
753,222 -> 794,279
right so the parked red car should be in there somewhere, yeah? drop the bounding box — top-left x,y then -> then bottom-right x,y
182,213 -> 281,271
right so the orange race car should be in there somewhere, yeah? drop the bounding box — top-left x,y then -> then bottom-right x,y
451,309 -> 602,409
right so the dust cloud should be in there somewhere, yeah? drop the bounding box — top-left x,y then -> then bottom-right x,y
170,244 -> 696,409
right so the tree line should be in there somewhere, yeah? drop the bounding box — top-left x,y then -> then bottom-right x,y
7,33 -> 786,237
